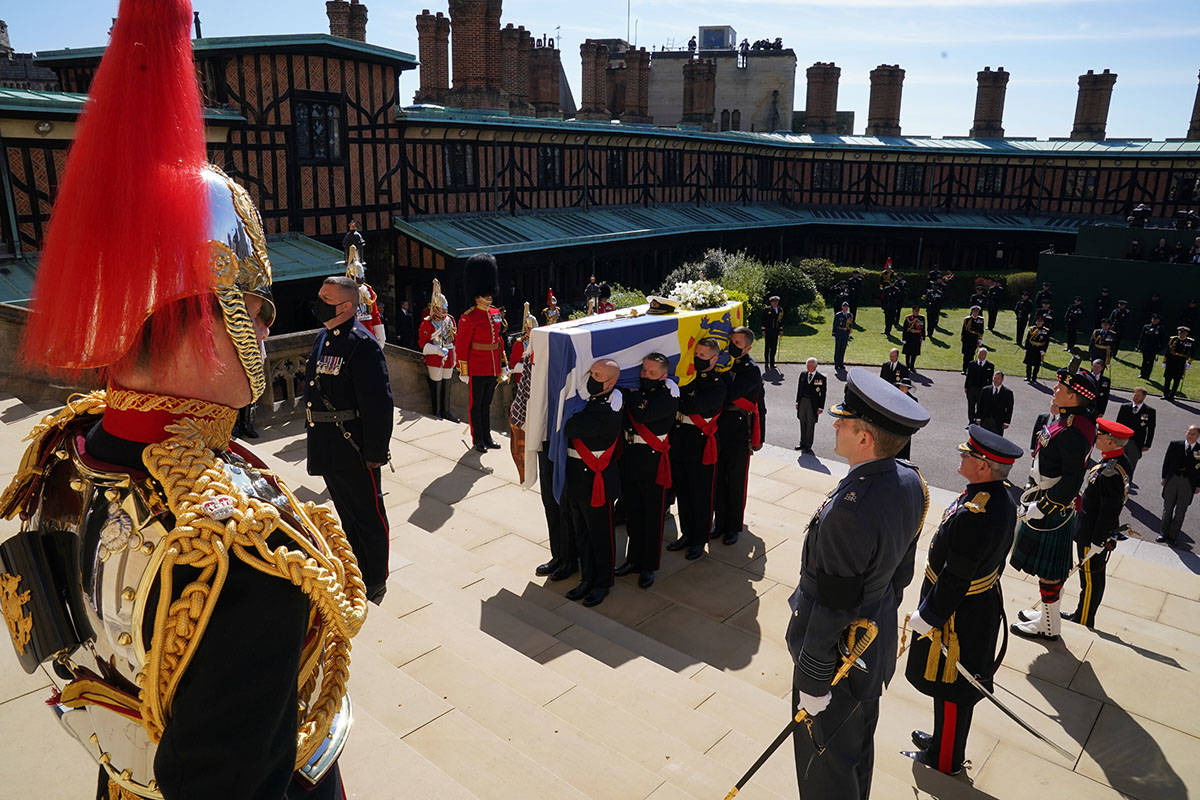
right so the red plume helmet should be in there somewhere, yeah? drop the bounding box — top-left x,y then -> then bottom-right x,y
22,0 -> 212,377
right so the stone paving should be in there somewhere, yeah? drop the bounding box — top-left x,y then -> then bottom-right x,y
0,394 -> 1198,799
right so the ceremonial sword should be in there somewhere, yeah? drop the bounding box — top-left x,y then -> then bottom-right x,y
934,641 -> 1075,761
722,619 -> 878,800
1021,525 -> 1138,615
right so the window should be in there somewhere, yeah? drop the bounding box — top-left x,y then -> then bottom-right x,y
661,150 -> 683,186
731,110 -> 741,131
537,145 -> 563,188
756,156 -> 773,190
606,150 -> 628,187
295,96 -> 344,164
812,160 -> 842,191
975,165 -> 1005,196
720,109 -> 731,131
443,142 -> 477,189
895,163 -> 926,195
712,154 -> 731,187
1064,168 -> 1098,199
1168,171 -> 1199,203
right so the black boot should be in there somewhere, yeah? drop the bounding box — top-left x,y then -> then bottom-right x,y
427,378 -> 440,417
439,380 -> 460,423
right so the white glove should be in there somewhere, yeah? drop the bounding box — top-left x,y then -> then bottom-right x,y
909,609 -> 933,636
1018,501 -> 1044,522
459,372 -> 469,384
796,689 -> 832,716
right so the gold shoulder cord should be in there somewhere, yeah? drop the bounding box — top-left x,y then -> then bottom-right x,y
139,415 -> 367,767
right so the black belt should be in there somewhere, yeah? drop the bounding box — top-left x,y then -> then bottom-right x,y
306,409 -> 360,424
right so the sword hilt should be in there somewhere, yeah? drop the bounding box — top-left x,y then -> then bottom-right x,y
832,618 -> 877,685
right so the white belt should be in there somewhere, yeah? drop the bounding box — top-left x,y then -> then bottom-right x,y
629,433 -> 668,446
676,413 -> 715,426
567,446 -> 607,459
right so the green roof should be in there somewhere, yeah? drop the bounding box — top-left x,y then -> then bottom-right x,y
0,233 -> 342,305
398,109 -> 1200,158
0,88 -> 245,123
395,204 -> 1091,258
37,34 -> 416,70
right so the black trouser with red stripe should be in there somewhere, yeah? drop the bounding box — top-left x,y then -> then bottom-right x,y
1071,541 -> 1109,627
323,466 -> 389,598
670,425 -> 717,548
928,698 -> 975,773
620,445 -> 668,570
713,416 -> 751,537
563,461 -> 615,589
468,375 -> 497,446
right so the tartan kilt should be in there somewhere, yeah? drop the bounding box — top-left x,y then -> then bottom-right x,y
1010,513 -> 1075,582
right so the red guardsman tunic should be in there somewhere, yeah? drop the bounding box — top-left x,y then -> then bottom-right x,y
457,305 -> 505,377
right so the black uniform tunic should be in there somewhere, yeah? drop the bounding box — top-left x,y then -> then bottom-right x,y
620,380 -> 679,571
714,354 -> 766,537
562,391 -> 624,589
304,317 -> 394,596
670,369 -> 728,548
1070,451 -> 1131,626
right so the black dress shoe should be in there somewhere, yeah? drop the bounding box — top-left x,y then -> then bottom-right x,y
1156,535 -> 1175,544
613,560 -> 638,577
473,443 -> 488,453
709,529 -> 722,541
485,440 -> 502,450
637,570 -> 655,589
536,559 -> 561,577
685,544 -> 705,560
366,582 -> 388,606
582,587 -> 609,607
441,412 -> 460,424
1060,610 -> 1080,623
565,582 -> 591,601
549,562 -> 579,582
911,730 -> 933,751
794,444 -> 804,451
722,531 -> 740,546
242,427 -> 260,439
665,539 -> 688,552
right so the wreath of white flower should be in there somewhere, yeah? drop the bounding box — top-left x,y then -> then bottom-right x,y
668,279 -> 728,310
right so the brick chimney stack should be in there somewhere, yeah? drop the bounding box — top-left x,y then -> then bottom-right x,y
326,0 -> 350,38
529,39 -> 562,118
970,66 -> 1009,138
1187,70 -> 1200,140
577,40 -> 611,120
415,10 -> 451,103
347,0 -> 368,42
445,0 -> 506,110
682,58 -> 717,131
1070,69 -> 1117,140
500,24 -> 533,114
621,47 -> 651,124
804,62 -> 840,134
865,64 -> 904,136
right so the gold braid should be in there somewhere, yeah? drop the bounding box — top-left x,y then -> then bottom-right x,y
139,416 -> 366,768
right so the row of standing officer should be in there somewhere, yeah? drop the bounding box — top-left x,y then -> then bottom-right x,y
534,329 -> 766,607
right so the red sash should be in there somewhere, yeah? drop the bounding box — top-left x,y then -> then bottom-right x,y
688,413 -> 721,465
571,438 -> 618,506
628,415 -> 672,488
731,397 -> 762,449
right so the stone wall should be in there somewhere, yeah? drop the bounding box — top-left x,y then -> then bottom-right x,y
648,50 -> 795,132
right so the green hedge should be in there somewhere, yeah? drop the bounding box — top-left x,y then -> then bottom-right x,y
811,266 -> 1038,308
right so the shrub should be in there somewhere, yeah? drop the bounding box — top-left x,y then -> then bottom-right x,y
763,262 -> 819,323
608,283 -> 646,309
655,262 -> 707,296
796,257 -> 838,292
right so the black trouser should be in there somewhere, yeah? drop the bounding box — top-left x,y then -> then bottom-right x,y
764,334 -> 779,369
1026,360 -> 1041,381
323,467 -> 390,596
563,464 -> 615,589
713,418 -> 751,536
987,307 -> 998,330
538,448 -> 577,565
928,699 -> 975,773
1066,326 -> 1080,350
620,446 -> 668,570
1139,350 -> 1156,380
468,375 -> 497,445
797,400 -> 818,450
792,674 -> 879,800
1016,316 -> 1029,346
961,350 -> 974,373
1072,541 -> 1109,627
670,425 -> 717,548
904,351 -> 918,371
1165,371 -> 1184,399
928,307 -> 941,331
965,388 -> 981,422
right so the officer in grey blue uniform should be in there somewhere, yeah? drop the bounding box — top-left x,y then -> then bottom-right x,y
787,369 -> 930,799
305,275 -> 395,604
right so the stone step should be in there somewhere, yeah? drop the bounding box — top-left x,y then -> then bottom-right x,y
340,708 -> 481,800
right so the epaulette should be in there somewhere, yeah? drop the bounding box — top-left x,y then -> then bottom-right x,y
964,491 -> 990,513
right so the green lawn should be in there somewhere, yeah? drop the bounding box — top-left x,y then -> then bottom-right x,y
750,305 -> 1199,397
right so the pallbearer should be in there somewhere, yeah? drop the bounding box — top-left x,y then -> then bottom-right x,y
616,353 -> 680,589
906,426 -> 1021,776
1062,418 -> 1133,629
713,327 -> 766,546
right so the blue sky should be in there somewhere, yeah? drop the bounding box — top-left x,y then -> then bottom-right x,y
7,0 -> 1199,140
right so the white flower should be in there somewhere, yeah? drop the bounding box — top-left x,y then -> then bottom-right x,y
668,279 -> 728,310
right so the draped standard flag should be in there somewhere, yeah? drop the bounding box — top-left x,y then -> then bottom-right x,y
524,301 -> 744,498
